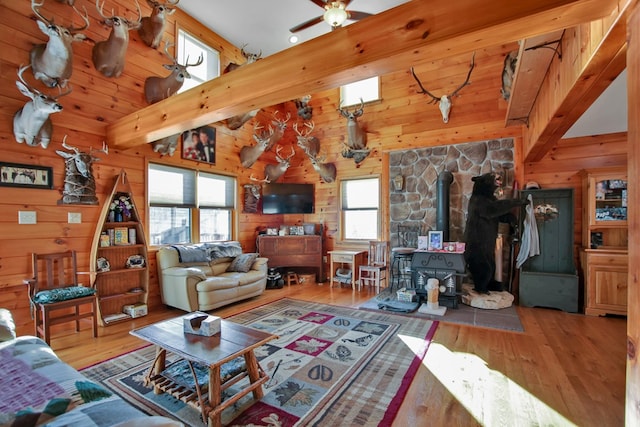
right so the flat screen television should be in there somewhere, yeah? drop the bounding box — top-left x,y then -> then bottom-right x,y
262,183 -> 314,214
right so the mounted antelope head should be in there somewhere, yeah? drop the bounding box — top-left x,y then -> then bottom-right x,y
138,0 -> 179,48
240,123 -> 273,168
144,41 -> 203,104
223,45 -> 263,130
264,145 -> 295,182
92,0 -> 142,78
13,65 -> 70,149
411,52 -> 475,123
265,111 -> 291,151
294,95 -> 313,120
30,0 -> 89,88
294,121 -> 320,157
305,149 -> 337,183
56,136 -> 108,204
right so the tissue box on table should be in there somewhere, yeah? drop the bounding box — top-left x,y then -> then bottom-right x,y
183,311 -> 221,336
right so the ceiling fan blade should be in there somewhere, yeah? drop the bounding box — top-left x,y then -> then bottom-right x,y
290,15 -> 324,33
347,11 -> 373,21
310,0 -> 327,8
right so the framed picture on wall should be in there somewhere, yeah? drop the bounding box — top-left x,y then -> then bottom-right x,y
182,125 -> 216,164
0,162 -> 53,189
428,231 -> 443,250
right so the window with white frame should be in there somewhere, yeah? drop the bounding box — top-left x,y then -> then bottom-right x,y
176,29 -> 220,94
340,76 -> 380,107
148,164 -> 235,245
341,177 -> 380,240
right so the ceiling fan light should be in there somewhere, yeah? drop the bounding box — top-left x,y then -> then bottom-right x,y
323,5 -> 348,28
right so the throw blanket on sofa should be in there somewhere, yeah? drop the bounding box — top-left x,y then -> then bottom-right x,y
171,245 -> 209,263
171,242 -> 244,263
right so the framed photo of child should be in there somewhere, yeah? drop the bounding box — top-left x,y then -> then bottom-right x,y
428,230 -> 443,250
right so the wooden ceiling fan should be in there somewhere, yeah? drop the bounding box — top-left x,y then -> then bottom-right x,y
289,0 -> 372,33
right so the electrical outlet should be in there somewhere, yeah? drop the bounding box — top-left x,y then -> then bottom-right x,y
18,211 -> 37,224
68,212 -> 82,223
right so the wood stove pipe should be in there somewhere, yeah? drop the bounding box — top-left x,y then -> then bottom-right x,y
436,170 -> 454,241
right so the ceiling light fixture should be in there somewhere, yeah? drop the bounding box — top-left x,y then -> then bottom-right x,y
323,2 -> 348,28
289,34 -> 299,44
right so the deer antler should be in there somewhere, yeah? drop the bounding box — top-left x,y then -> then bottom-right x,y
32,0 -> 53,25
68,4 -> 90,32
249,173 -> 270,183
91,141 -> 109,155
449,52 -> 475,97
61,136 -> 80,153
293,121 -> 314,137
410,67 -> 441,104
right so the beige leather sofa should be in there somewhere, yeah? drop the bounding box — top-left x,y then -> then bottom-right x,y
156,242 -> 268,312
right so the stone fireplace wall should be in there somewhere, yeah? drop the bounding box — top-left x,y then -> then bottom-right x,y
388,138 -> 515,247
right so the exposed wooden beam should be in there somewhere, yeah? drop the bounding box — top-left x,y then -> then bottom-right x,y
523,2 -> 630,161
107,0 -> 618,150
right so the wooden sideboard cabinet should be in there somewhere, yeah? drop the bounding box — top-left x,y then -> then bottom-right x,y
257,235 -> 323,282
579,167 -> 628,316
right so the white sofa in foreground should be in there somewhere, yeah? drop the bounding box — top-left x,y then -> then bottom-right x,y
156,241 -> 268,312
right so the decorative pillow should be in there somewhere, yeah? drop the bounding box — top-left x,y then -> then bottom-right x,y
226,253 -> 259,273
172,245 -> 210,263
33,286 -> 96,304
0,308 -> 16,342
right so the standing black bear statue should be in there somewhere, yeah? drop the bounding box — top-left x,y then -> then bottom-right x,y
463,172 -> 525,294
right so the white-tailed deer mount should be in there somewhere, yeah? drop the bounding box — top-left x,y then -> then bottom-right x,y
265,111 -> 291,152
13,65 -> 70,149
223,46 -> 263,130
30,0 -> 89,88
305,149 -> 337,183
294,121 -> 320,157
264,145 -> 295,182
138,0 -> 179,49
56,136 -> 108,204
144,41 -> 203,104
92,0 -> 142,78
411,52 -> 475,123
338,99 -> 370,164
240,123 -> 273,168
294,95 -> 313,120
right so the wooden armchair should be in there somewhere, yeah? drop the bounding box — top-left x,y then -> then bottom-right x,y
24,250 -> 97,345
358,241 -> 389,293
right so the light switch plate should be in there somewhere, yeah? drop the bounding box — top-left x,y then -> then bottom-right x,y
18,211 -> 37,224
68,212 -> 82,223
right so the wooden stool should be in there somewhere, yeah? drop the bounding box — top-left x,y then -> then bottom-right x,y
285,271 -> 300,286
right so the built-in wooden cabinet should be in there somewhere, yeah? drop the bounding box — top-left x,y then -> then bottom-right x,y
90,170 -> 149,325
580,167 -> 628,316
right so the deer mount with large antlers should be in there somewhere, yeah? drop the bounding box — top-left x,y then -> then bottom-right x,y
144,41 -> 203,104
138,0 -> 179,49
30,0 -> 89,88
56,136 -> 108,205
13,65 -> 70,149
338,99 -> 370,164
264,145 -> 296,182
92,0 -> 142,78
411,52 -> 475,123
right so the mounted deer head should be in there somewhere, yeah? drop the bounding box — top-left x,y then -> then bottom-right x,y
223,45 -> 263,130
305,148 -> 337,183
265,111 -> 291,151
56,136 -> 108,204
411,52 -> 475,123
294,121 -> 320,157
92,0 -> 142,78
13,65 -> 70,149
264,145 -> 295,182
30,0 -> 89,88
294,95 -> 313,120
223,44 -> 262,73
138,0 -> 179,48
240,123 -> 273,168
144,41 -> 203,104
151,134 -> 179,156
338,98 -> 367,150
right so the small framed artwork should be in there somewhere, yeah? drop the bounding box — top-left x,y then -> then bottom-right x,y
428,231 -> 443,250
182,126 -> 216,164
266,227 -> 278,235
0,162 -> 53,189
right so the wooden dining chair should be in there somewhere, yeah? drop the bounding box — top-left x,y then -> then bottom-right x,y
24,250 -> 98,345
358,241 -> 389,293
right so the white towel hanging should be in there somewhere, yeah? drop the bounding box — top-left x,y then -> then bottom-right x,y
516,194 -> 540,268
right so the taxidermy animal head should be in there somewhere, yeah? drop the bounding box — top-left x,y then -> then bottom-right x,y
92,0 -> 142,78
138,0 -> 179,49
223,45 -> 263,130
30,0 -> 89,88
151,134 -> 179,156
294,95 -> 313,120
264,145 -> 295,182
56,137 -> 108,205
13,64 -> 70,149
501,50 -> 518,100
144,41 -> 203,104
411,52 -> 475,123
294,121 -> 320,157
240,122 -> 272,168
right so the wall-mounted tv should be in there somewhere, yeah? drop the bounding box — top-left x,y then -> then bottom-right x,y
262,183 -> 314,214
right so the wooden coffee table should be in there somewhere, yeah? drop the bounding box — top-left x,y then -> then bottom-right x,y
131,315 -> 277,427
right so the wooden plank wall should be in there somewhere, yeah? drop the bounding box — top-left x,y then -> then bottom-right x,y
0,1 -> 624,331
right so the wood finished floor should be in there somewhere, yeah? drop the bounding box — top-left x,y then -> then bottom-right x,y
46,284 -> 626,427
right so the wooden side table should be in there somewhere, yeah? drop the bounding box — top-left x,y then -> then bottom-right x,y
328,250 -> 366,289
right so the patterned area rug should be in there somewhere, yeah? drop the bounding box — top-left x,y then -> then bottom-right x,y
360,289 -> 524,332
82,299 -> 438,426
